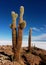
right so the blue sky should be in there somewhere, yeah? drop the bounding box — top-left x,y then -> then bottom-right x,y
0,0 -> 46,41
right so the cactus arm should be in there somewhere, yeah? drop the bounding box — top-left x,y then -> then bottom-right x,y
20,6 -> 24,22
16,6 -> 26,61
11,11 -> 18,28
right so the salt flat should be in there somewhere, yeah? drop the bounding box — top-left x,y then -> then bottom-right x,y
22,41 -> 46,50
0,40 -> 46,50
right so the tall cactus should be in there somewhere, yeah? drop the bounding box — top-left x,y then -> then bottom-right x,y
15,6 -> 26,60
10,6 -> 26,61
28,28 -> 32,51
10,11 -> 18,60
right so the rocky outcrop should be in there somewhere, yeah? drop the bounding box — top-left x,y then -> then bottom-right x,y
0,46 -> 46,65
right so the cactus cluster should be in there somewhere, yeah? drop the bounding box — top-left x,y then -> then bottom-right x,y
10,6 -> 26,61
10,6 -> 32,61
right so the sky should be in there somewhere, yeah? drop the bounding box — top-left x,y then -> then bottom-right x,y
0,0 -> 46,42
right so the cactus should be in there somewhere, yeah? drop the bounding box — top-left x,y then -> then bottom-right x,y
10,11 -> 18,60
15,6 -> 26,61
28,28 -> 32,51
10,6 -> 26,61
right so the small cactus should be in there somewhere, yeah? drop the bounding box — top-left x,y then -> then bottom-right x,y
28,28 -> 32,51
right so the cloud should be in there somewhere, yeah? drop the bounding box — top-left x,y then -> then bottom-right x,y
32,25 -> 46,32
44,25 -> 46,27
32,27 -> 40,31
32,33 -> 46,41
40,27 -> 44,30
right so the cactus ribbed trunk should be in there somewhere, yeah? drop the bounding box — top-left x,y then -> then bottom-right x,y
12,24 -> 17,60
14,18 -> 23,60
16,26 -> 23,60
14,6 -> 25,61
17,28 -> 23,49
10,6 -> 26,61
12,22 -> 17,50
10,11 -> 18,60
12,28 -> 17,52
28,28 -> 32,51
14,20 -> 26,61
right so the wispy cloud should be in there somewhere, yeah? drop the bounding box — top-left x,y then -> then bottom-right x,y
40,27 -> 44,30
32,33 -> 46,41
32,27 -> 40,31
32,26 -> 46,32
44,25 -> 46,27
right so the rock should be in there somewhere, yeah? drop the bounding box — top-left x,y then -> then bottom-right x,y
0,46 -> 46,65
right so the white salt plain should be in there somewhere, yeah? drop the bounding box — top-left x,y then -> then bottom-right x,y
22,41 -> 46,50
0,40 -> 46,50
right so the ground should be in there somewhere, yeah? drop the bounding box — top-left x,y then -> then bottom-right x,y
0,45 -> 46,65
